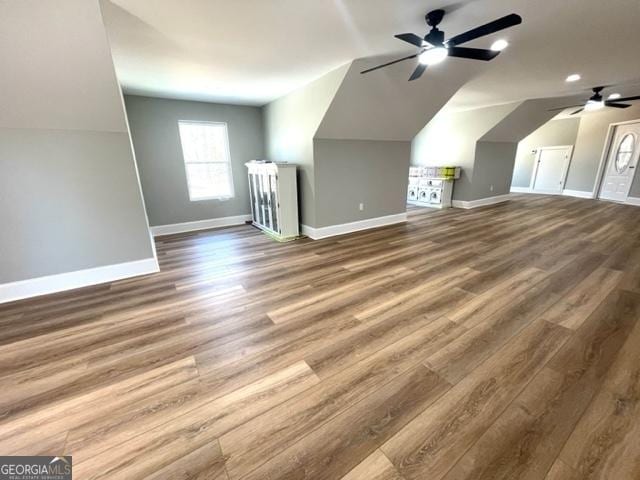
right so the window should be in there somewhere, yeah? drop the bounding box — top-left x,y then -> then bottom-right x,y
178,121 -> 234,201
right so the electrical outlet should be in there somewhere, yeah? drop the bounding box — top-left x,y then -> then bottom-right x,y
359,203 -> 364,211
490,184 -> 494,192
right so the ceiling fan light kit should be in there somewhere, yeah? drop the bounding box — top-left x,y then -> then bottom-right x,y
419,47 -> 448,65
490,39 -> 509,51
360,9 -> 522,81
548,86 -> 640,115
584,100 -> 605,111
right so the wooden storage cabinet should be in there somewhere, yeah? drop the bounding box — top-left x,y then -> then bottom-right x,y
246,161 -> 299,240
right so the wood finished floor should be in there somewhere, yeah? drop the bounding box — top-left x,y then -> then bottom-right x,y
2,194 -> 640,479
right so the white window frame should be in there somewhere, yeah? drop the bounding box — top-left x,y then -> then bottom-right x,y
178,120 -> 235,202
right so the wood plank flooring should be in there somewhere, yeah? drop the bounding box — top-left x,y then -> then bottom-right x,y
2,194 -> 640,479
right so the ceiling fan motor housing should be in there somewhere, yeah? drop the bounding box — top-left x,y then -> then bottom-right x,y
426,9 -> 445,27
426,29 -> 445,45
591,86 -> 605,101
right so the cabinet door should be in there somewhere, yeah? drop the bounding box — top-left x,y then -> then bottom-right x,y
260,173 -> 269,228
265,173 -> 275,230
249,173 -> 259,223
269,174 -> 279,233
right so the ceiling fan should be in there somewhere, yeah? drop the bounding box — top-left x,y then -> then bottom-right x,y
360,9 -> 522,81
548,86 -> 640,115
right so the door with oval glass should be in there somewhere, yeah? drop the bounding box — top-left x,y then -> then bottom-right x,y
599,122 -> 640,202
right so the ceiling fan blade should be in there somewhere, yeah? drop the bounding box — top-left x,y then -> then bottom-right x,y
360,53 -> 419,74
447,46 -> 500,61
409,63 -> 427,81
447,13 -> 522,46
394,33 -> 426,47
570,108 -> 584,115
605,102 -> 631,109
547,104 -> 586,112
613,95 -> 640,103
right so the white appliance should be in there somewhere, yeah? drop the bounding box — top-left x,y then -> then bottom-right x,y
246,161 -> 299,240
407,166 -> 457,209
408,184 -> 419,201
428,188 -> 442,205
417,188 -> 430,203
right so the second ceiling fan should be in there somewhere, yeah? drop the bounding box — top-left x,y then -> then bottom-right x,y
361,9 -> 522,81
548,86 -> 640,115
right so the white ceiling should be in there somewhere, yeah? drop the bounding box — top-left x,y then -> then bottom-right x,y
102,0 -> 640,109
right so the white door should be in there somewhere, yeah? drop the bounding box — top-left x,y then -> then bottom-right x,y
599,122 -> 640,202
531,146 -> 573,194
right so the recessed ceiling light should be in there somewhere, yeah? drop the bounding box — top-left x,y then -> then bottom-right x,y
608,93 -> 621,100
490,39 -> 509,51
566,74 -> 581,82
419,47 -> 448,66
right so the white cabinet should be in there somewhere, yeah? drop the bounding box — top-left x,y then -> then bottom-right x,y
246,161 -> 299,240
407,166 -> 459,209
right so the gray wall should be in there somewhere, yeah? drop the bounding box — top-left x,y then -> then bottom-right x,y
0,0 -> 155,284
412,99 -> 574,202
125,95 -> 264,226
313,139 -> 410,228
263,56 -> 481,229
473,142 -> 519,199
263,64 -> 349,227
512,118 -> 580,188
565,103 -> 640,194
411,103 -> 519,201
512,104 -> 640,196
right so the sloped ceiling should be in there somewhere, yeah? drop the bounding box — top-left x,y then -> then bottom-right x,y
1,0 -> 128,131
102,0 -> 640,109
314,56 -> 485,141
480,96 -> 581,143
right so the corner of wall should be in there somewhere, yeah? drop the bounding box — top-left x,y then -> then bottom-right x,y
0,0 -> 158,301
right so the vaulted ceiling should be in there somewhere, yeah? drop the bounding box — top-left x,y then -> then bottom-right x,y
102,0 -> 640,109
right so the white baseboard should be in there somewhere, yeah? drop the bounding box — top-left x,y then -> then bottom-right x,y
301,212 -> 407,240
0,258 -> 159,304
562,189 -> 594,199
151,214 -> 252,237
452,194 -> 514,209
510,188 -> 595,200
626,197 -> 640,206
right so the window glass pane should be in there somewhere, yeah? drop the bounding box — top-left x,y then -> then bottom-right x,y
616,134 -> 635,173
185,163 -> 233,200
178,121 -> 234,200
